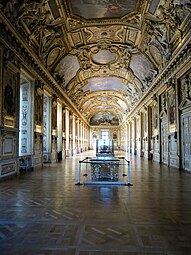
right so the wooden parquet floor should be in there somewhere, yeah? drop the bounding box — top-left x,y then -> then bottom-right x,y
0,151 -> 191,255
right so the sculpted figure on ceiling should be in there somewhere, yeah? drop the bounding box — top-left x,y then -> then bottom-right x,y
75,47 -> 91,70
144,1 -> 190,59
1,0 -> 66,65
0,0 -> 46,25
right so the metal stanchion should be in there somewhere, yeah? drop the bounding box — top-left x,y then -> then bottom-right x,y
75,161 -> 83,185
122,157 -> 127,176
126,161 -> 133,186
83,157 -> 88,176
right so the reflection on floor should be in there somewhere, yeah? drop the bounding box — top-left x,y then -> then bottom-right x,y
0,150 -> 191,255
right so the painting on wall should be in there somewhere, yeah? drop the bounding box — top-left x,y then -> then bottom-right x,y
70,0 -> 138,19
113,132 -> 117,140
161,93 -> 167,113
92,132 -> 97,139
168,90 -> 175,125
90,113 -> 119,126
144,113 -> 147,133
34,92 -> 43,126
179,70 -> 191,102
153,106 -> 158,129
3,68 -> 17,117
55,55 -> 80,86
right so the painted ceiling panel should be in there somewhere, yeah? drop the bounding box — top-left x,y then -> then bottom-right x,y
130,53 -> 155,84
149,0 -> 160,14
6,0 -> 183,126
92,50 -> 116,64
117,98 -> 128,111
83,77 -> 128,92
96,106 -> 113,109
90,113 -> 119,126
55,55 -> 80,86
70,0 -> 138,19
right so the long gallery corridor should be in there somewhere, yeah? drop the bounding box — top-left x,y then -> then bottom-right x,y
0,151 -> 191,255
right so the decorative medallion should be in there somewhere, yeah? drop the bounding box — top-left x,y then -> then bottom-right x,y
47,47 -> 61,67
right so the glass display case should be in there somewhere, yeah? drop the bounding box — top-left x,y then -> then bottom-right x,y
96,139 -> 114,157
90,157 -> 119,181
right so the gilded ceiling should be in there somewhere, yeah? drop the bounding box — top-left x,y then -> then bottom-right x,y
0,0 -> 190,125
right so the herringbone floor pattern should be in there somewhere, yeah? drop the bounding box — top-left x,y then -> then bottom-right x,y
0,151 -> 191,255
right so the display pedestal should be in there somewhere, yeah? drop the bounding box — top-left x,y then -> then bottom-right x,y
78,139 -> 131,186
90,157 -> 119,181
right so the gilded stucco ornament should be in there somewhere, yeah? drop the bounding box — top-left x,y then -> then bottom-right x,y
1,0 -> 189,127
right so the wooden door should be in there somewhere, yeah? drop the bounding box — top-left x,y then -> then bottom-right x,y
181,114 -> 191,171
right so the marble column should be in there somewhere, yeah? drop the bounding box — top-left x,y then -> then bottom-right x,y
79,121 -> 82,152
87,127 -> 90,150
137,113 -> 142,157
117,129 -> 121,150
127,122 -> 130,153
84,125 -> 86,151
129,121 -> 132,154
125,122 -> 128,153
51,98 -> 58,163
140,112 -> 144,157
72,114 -> 76,155
143,109 -> 149,159
76,118 -> 80,153
43,92 -> 51,163
62,109 -> 66,160
81,122 -> 84,152
131,118 -> 137,155
69,114 -> 73,157
57,100 -> 62,161
136,114 -> 142,157
65,107 -> 70,157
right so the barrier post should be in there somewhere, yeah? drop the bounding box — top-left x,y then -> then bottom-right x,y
75,161 -> 83,185
122,157 -> 127,176
126,161 -> 133,186
83,157 -> 88,176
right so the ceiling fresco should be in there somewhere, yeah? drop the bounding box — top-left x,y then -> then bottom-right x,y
70,0 -> 138,19
92,50 -> 116,65
54,55 -> 80,86
130,53 -> 155,85
3,0 -> 189,125
90,113 -> 119,126
83,77 -> 128,92
149,0 -> 160,14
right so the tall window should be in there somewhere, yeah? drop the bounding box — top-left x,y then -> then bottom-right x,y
19,74 -> 33,156
101,130 -> 109,140
43,93 -> 51,159
57,102 -> 62,152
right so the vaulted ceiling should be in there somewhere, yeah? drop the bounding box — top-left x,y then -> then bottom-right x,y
1,0 -> 189,125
